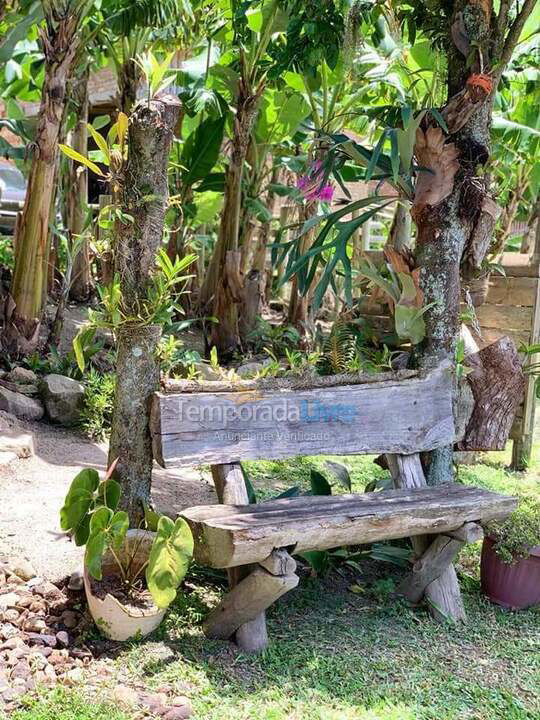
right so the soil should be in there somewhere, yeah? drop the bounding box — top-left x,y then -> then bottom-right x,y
90,573 -> 156,611
0,418 -> 217,582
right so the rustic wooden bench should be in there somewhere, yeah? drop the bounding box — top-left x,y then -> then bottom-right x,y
150,363 -> 517,651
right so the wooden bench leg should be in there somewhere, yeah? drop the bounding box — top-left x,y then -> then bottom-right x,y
204,553 -> 299,643
210,463 -> 269,651
399,522 -> 483,603
386,453 -> 466,622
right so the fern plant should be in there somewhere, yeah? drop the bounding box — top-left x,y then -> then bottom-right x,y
318,319 -> 356,375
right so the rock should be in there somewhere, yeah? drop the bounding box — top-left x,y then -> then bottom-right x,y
33,582 -> 67,611
62,667 -> 83,685
0,387 -> 44,421
2,610 -> 19,626
163,706 -> 192,720
61,611 -> 78,629
0,625 -> 18,641
10,660 -> 31,681
67,571 -> 84,592
0,671 -> 8,691
0,638 -> 23,651
0,431 -> 34,459
6,575 -> 24,585
236,361 -> 264,378
39,374 -> 84,426
139,692 -> 169,716
32,646 -> 53,658
28,652 -> 48,671
43,663 -> 57,685
193,363 -> 221,381
26,633 -> 57,648
6,368 -> 37,385
29,600 -> 47,614
111,685 -> 140,710
0,594 -> 20,610
55,631 -> 69,648
0,411 -> 19,431
10,559 -> 36,582
23,617 -> 46,633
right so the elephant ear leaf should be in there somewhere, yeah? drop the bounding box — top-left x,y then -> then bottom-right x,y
60,468 -> 100,546
146,517 -> 194,609
84,507 -> 113,581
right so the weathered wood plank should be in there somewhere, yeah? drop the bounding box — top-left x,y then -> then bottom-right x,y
182,485 -> 516,568
152,363 -> 455,468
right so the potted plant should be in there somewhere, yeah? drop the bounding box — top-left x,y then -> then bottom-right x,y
481,495 -> 540,610
60,461 -> 193,640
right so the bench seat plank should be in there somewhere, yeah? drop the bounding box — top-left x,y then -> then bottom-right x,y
151,363 -> 454,468
182,485 -> 516,568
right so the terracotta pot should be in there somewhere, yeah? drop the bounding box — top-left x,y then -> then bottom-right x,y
84,529 -> 165,641
480,536 -> 540,610
463,273 -> 491,307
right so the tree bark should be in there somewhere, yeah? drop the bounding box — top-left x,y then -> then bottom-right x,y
2,8 -> 81,355
68,65 -> 93,302
201,60 -> 263,357
108,95 -> 181,524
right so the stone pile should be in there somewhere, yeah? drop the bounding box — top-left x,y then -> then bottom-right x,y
0,558 -> 91,713
0,558 -> 193,717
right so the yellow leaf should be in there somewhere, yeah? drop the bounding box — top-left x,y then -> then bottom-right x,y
117,112 -> 129,150
87,123 -> 110,163
59,144 -> 105,177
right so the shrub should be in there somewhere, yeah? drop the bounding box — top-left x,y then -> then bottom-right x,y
80,370 -> 115,440
485,494 -> 540,563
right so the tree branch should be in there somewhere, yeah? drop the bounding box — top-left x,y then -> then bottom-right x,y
493,0 -> 536,82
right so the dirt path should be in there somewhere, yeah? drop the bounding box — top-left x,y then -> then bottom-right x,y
0,420 -> 216,581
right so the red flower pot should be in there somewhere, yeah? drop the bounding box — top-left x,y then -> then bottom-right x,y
480,536 -> 540,610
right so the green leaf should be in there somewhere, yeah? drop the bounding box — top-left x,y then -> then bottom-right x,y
59,144 -> 106,177
60,468 -> 100,545
310,470 -> 332,496
181,115 -> 226,187
324,461 -> 351,491
300,550 -> 329,575
97,479 -> 121,511
84,527 -> 108,580
146,517 -> 194,609
144,503 -> 161,532
241,466 -> 257,504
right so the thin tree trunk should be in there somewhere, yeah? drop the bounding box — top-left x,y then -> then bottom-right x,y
108,95 -> 181,524
204,73 -> 262,357
2,9 -> 80,355
69,65 -> 93,302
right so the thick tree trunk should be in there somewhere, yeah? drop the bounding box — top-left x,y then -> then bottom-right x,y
2,9 -> 82,355
68,66 -> 93,302
108,95 -> 181,523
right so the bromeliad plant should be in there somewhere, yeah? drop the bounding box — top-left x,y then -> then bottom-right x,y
60,461 -> 194,609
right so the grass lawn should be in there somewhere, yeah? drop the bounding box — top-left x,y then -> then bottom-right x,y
8,451 -> 540,720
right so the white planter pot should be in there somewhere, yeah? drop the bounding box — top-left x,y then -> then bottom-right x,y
83,529 -> 165,641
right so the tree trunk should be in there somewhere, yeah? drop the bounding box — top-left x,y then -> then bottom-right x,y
2,10 -> 80,355
118,59 -> 140,114
205,94 -> 261,357
68,65 -> 93,302
108,95 -> 181,523
410,0 -> 536,619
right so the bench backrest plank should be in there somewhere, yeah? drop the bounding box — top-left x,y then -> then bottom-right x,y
151,364 -> 455,468
181,485 -> 516,568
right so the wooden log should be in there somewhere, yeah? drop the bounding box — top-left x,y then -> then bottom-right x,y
151,363 -> 455,468
457,336 -> 526,451
204,566 -> 299,642
386,453 -> 466,622
211,463 -> 268,652
259,549 -> 297,577
444,522 -> 483,543
182,484 -> 516,569
399,533 -> 465,604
